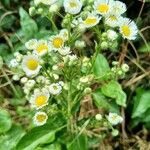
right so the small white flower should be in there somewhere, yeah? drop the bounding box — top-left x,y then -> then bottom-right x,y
53,74 -> 59,80
64,0 -> 82,15
82,12 -> 101,28
94,0 -> 113,16
105,14 -> 121,28
52,65 -> 59,71
22,55 -> 41,77
33,111 -> 48,126
10,59 -> 19,68
107,112 -> 123,125
49,83 -> 62,95
111,1 -> 127,15
107,30 -> 118,41
41,0 -> 57,5
30,90 -> 50,109
49,35 -> 64,51
60,29 -> 69,41
58,47 -> 71,56
36,75 -> 46,83
119,18 -> 138,40
34,40 -> 49,56
69,54 -> 77,61
25,39 -> 38,50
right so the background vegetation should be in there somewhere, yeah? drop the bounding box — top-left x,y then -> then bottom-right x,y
0,0 -> 150,149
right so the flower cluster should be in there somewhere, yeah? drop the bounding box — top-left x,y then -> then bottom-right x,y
10,0 -> 138,132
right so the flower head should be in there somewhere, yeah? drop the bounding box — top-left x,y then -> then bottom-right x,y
107,112 -> 123,125
30,90 -> 50,109
49,83 -> 62,95
119,18 -> 138,40
34,40 -> 49,56
49,35 -> 64,51
22,55 -> 41,77
82,12 -> 101,28
33,111 -> 48,126
94,0 -> 113,16
25,39 -> 38,50
64,0 -> 82,15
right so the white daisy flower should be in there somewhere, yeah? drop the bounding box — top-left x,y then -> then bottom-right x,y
119,18 -> 138,40
33,111 -> 48,126
63,0 -> 82,15
49,35 -> 64,51
58,47 -> 71,56
60,29 -> 69,41
49,83 -> 62,95
30,90 -> 50,109
94,0 -> 113,16
41,0 -> 57,5
22,55 -> 41,77
111,1 -> 127,15
34,40 -> 49,56
25,39 -> 38,50
105,13 -> 121,27
107,112 -> 123,125
10,59 -> 19,68
82,12 -> 101,28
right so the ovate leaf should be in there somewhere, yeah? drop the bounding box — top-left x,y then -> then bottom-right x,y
132,89 -> 150,118
0,109 -> 12,133
93,54 -> 110,78
101,80 -> 126,107
19,7 -> 38,39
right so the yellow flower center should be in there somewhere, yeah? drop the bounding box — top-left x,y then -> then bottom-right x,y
35,95 -> 47,107
112,115 -> 117,121
52,37 -> 63,48
69,2 -> 77,8
97,4 -> 109,13
36,114 -> 46,122
27,59 -> 38,70
109,15 -> 117,21
121,25 -> 131,37
84,18 -> 97,25
36,44 -> 48,54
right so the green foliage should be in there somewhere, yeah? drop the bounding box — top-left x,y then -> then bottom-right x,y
138,42 -> 150,52
16,114 -> 66,150
93,53 -> 110,78
101,80 -> 126,107
0,125 -> 25,150
0,109 -> 12,133
19,7 -> 38,39
92,89 -> 119,113
132,89 -> 150,119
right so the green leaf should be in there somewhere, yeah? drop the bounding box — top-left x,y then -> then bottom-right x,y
19,7 -> 38,39
92,89 -> 119,113
67,134 -> 88,150
0,109 -> 12,133
138,42 -> 150,52
132,89 -> 150,118
16,114 -> 66,150
93,54 -> 110,78
0,125 -> 25,150
101,80 -> 126,107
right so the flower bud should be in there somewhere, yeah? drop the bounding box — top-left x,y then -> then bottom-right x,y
95,114 -> 102,121
84,87 -> 92,94
12,74 -> 20,81
121,63 -> 129,72
49,4 -> 59,13
37,8 -> 43,14
100,41 -> 108,49
107,29 -> 118,41
75,40 -> 86,49
20,77 -> 28,84
29,7 -> 36,16
111,129 -> 119,137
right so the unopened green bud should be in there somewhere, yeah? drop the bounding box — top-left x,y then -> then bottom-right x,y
29,7 -> 36,16
37,8 -> 43,14
121,64 -> 129,72
84,87 -> 92,94
111,129 -> 119,137
101,41 -> 108,49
